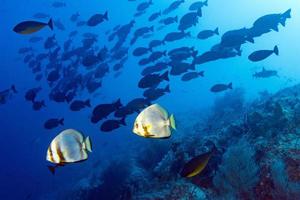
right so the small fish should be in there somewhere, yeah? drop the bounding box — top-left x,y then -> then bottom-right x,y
133,47 -> 152,57
33,13 -> 50,19
46,129 -> 92,174
143,85 -> 170,101
53,19 -> 65,31
189,0 -> 208,11
52,1 -> 66,8
210,83 -> 232,93
163,0 -> 185,15
70,99 -> 91,111
181,71 -> 204,81
77,20 -> 86,27
32,100 -> 46,111
159,16 -> 178,25
148,39 -> 165,49
248,45 -> 279,62
197,28 -> 219,40
29,36 -> 43,43
181,148 -> 215,178
137,0 -> 153,12
138,71 -> 169,89
13,19 -> 53,34
91,99 -> 122,123
148,11 -> 161,22
163,31 -> 191,42
70,12 -> 80,22
44,118 -> 64,130
253,67 -> 278,78
87,11 -> 108,27
25,87 -> 41,102
133,104 -> 176,139
0,85 -> 17,104
100,118 -> 126,132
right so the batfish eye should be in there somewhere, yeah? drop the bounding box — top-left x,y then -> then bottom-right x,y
135,123 -> 139,129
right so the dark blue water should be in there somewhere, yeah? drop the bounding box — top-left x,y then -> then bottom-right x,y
1,0 -> 300,199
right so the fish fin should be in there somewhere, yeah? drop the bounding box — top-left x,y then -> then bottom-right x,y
204,0 -> 208,6
169,114 -> 176,130
165,85 -> 170,93
115,98 -> 122,108
120,117 -> 126,126
174,16 -> 178,23
199,71 -> 205,77
47,165 -> 56,175
161,71 -> 169,81
273,26 -> 279,32
228,82 -> 233,89
59,118 -> 64,126
214,27 -> 219,35
48,18 -> 53,30
274,45 -> 279,56
197,8 -> 202,17
282,9 -> 291,20
85,99 -> 91,107
103,11 -> 108,21
11,85 -> 17,93
84,136 -> 92,152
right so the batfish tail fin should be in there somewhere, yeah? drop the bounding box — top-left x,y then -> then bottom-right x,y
48,18 -> 53,30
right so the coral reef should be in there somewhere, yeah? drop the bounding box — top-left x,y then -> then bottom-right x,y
59,85 -> 300,199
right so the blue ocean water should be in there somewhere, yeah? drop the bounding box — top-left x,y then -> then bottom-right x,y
1,0 -> 300,199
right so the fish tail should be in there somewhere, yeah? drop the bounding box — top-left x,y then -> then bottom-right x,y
237,49 -> 242,56
174,16 -> 178,23
204,0 -> 208,6
115,98 -> 122,108
228,82 -> 233,89
165,85 -> 170,93
85,99 -> 91,107
48,18 -> 53,30
282,9 -> 291,20
274,45 -> 279,56
84,136 -> 92,152
169,114 -> 176,130
161,71 -> 169,81
47,165 -> 56,175
104,11 -> 108,21
214,27 -> 219,35
120,117 -> 126,126
199,71 -> 205,77
59,118 -> 64,125
11,85 -> 17,93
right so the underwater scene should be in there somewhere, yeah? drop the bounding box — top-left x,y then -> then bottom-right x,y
1,0 -> 300,199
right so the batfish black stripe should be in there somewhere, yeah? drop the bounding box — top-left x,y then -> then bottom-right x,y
56,144 -> 65,163
48,147 -> 54,162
